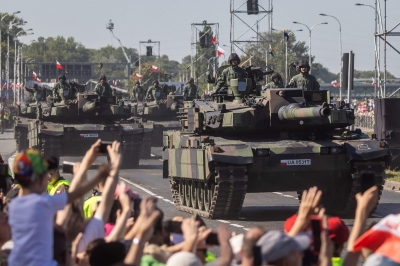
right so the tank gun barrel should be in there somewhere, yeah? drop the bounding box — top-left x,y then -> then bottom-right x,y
82,100 -> 100,112
278,103 -> 331,121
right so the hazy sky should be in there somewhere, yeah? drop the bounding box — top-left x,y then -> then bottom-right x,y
2,0 -> 399,76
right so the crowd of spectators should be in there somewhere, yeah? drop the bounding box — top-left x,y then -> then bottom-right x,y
0,140 -> 398,266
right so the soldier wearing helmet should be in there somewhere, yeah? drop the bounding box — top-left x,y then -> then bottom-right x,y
93,75 -> 113,97
52,74 -> 73,102
146,80 -> 163,101
130,81 -> 144,101
288,60 -> 320,91
25,84 -> 45,103
213,53 -> 248,95
265,72 -> 284,89
183,77 -> 198,99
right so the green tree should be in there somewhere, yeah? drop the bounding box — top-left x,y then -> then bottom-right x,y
354,70 -> 396,79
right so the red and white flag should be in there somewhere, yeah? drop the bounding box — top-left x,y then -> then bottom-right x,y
217,46 -> 225,57
36,78 -> 41,83
1,83 -> 6,90
331,80 -> 338,88
32,71 -> 37,79
212,35 -> 217,45
371,77 -> 376,86
16,83 -> 20,88
56,61 -> 64,70
9,83 -> 13,88
135,73 -> 142,79
152,65 -> 158,73
354,214 -> 400,263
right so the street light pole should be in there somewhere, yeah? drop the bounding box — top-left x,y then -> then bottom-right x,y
292,21 -> 328,74
319,13 -> 342,100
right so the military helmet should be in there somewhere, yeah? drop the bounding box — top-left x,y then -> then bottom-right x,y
58,74 -> 66,80
271,72 -> 280,80
135,81 -> 140,85
298,59 -> 310,69
99,75 -> 107,81
189,77 -> 194,83
228,53 -> 241,65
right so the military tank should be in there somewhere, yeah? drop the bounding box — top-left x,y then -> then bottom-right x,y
124,83 -> 184,158
14,85 -> 144,169
162,66 -> 391,219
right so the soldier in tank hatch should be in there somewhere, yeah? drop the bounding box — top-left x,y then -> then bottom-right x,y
288,59 -> 320,91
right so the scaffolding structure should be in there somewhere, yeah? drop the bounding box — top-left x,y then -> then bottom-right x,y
139,40 -> 161,82
230,0 -> 273,65
374,0 -> 400,98
190,21 -> 219,86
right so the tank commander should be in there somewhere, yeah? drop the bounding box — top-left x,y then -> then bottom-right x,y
146,80 -> 163,101
183,77 -> 198,99
130,81 -> 144,101
288,59 -> 320,91
265,72 -> 284,89
52,74 -> 73,102
212,53 -> 248,95
93,75 -> 113,97
25,84 -> 44,102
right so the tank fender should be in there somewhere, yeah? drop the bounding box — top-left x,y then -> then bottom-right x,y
207,144 -> 253,165
344,141 -> 392,162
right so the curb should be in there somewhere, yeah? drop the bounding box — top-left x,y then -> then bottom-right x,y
384,180 -> 400,192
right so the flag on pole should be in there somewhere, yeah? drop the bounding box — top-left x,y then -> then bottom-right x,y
152,65 -> 158,73
56,61 -> 64,70
268,44 -> 274,57
331,80 -> 339,88
9,83 -> 13,88
217,46 -> 225,57
32,71 -> 37,79
36,78 -> 41,83
1,83 -> 6,90
282,29 -> 289,41
16,83 -> 20,88
212,35 -> 217,45
135,73 -> 142,79
353,214 -> 400,263
371,77 -> 376,86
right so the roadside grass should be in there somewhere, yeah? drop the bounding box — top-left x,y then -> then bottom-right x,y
385,170 -> 400,182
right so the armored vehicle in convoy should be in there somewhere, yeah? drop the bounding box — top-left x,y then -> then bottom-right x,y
162,66 -> 391,219
15,87 -> 144,169
124,83 -> 184,158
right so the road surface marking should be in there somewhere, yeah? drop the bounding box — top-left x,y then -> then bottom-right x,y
217,220 -> 231,223
230,224 -> 244,228
120,177 -> 157,196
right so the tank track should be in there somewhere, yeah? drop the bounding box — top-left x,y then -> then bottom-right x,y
120,134 -> 143,169
140,131 -> 152,159
15,127 -> 29,152
297,160 -> 385,216
169,163 -> 248,219
39,135 -> 61,159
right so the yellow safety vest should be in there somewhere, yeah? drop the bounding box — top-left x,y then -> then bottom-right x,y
3,112 -> 9,120
47,179 -> 71,195
332,257 -> 343,266
83,196 -> 102,218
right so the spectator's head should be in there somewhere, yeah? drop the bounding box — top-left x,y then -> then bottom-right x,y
166,251 -> 202,266
241,226 -> 266,266
255,230 -> 310,266
108,200 -> 122,225
83,238 -> 106,264
13,149 -> 48,192
89,241 -> 126,266
46,156 -> 60,184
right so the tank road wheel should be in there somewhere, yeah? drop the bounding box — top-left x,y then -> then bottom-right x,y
196,181 -> 205,211
204,182 -> 215,212
184,179 -> 191,207
190,179 -> 198,209
178,178 -> 186,206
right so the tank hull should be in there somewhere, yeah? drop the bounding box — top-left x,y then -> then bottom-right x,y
163,131 -> 390,218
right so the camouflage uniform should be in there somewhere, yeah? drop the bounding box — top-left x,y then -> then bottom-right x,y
130,85 -> 145,101
288,60 -> 320,91
265,72 -> 284,89
215,53 -> 248,94
53,77 -> 73,102
183,79 -> 198,98
146,81 -> 163,101
93,81 -> 113,97
25,85 -> 45,102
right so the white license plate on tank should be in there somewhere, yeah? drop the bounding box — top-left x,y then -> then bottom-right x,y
280,159 -> 311,166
